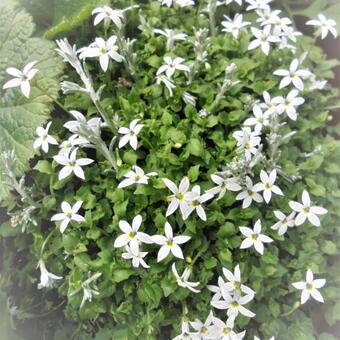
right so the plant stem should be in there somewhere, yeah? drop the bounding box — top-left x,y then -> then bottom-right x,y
54,98 -> 68,113
190,246 -> 207,267
282,301 -> 300,317
208,0 -> 217,37
78,62 -> 118,135
97,139 -> 118,171
40,228 -> 56,257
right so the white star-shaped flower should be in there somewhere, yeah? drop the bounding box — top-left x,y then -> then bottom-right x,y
3,61 -> 38,98
92,6 -> 124,28
78,36 -> 123,72
118,119 -> 144,150
59,135 -> 89,154
225,0 -> 242,5
248,25 -> 280,55
211,290 -> 255,318
64,110 -> 102,137
289,190 -> 327,227
236,176 -> 263,208
232,127 -> 262,160
53,148 -> 94,180
122,245 -> 149,268
207,174 -> 242,200
260,91 -> 280,115
173,321 -> 198,340
190,311 -> 214,338
222,264 -> 255,296
308,76 -> 327,91
114,215 -> 152,252
209,315 -> 246,340
176,0 -> 195,7
263,12 -> 293,36
253,169 -> 283,203
272,89 -> 305,120
163,177 -> 196,217
51,201 -> 85,233
221,14 -> 251,39
118,165 -> 157,188
172,263 -> 200,293
156,56 -> 190,79
292,269 -> 326,304
240,219 -> 273,255
37,260 -> 62,289
246,0 -> 272,11
270,210 -> 295,236
33,122 -> 58,153
152,222 -> 191,262
244,105 -> 270,132
183,185 -> 213,221
207,276 -> 226,301
156,74 -> 176,96
274,59 -> 311,91
306,14 -> 337,39
153,28 -> 187,50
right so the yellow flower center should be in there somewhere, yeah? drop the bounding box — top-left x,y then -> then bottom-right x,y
201,327 -> 208,334
234,281 -> 241,290
222,328 -> 230,336
176,192 -> 185,201
192,199 -> 200,207
306,283 -> 314,291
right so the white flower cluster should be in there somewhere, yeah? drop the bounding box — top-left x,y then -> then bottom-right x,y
20,0 -> 333,328
173,266 -> 254,339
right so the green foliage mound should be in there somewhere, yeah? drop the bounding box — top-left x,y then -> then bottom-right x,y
0,0 -> 340,339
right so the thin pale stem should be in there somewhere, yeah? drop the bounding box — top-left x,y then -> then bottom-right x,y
208,0 -> 217,37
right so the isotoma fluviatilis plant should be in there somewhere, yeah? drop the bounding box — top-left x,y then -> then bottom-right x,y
1,0 -> 339,339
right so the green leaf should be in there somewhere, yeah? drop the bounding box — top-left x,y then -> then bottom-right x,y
186,138 -> 204,157
33,160 -> 53,174
44,0 -> 109,39
288,0 -> 327,19
112,268 -> 134,283
188,165 -> 200,182
0,2 -> 63,201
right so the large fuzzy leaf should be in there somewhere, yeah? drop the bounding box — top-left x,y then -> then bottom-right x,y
0,2 -> 64,200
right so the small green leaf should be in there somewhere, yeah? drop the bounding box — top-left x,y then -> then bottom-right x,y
34,160 -> 53,174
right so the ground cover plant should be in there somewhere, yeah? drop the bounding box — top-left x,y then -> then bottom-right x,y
1,0 -> 340,339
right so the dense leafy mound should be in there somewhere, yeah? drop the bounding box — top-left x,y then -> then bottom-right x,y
0,1 -> 340,339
